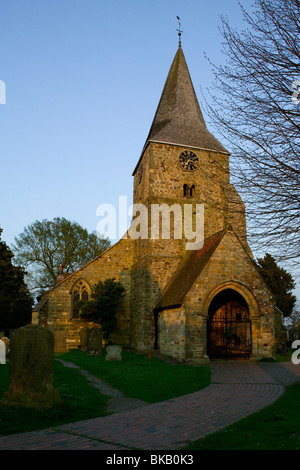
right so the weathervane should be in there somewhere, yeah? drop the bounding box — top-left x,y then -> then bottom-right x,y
176,16 -> 183,47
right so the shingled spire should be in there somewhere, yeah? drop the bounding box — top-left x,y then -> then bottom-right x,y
144,47 -> 228,154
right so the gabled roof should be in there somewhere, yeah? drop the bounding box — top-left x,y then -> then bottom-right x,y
154,229 -> 226,311
33,296 -> 48,312
133,46 -> 228,175
35,236 -> 128,298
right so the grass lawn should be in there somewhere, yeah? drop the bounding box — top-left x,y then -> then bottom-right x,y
2,347 -> 299,448
0,349 -> 210,436
275,349 -> 294,362
56,349 -> 211,403
0,359 -> 109,436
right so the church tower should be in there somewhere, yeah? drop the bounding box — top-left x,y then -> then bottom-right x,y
35,38 -> 278,363
129,44 -> 253,352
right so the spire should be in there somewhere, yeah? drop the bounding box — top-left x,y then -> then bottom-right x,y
143,47 -> 228,155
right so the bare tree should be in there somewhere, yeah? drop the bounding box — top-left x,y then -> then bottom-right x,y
204,0 -> 300,263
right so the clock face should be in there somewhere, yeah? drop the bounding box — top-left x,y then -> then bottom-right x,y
179,150 -> 199,172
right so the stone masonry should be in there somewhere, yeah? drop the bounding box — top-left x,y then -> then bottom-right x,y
32,45 -> 279,363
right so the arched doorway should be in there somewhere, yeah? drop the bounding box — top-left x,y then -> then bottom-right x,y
207,288 -> 252,359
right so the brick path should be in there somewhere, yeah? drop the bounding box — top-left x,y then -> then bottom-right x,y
0,360 -> 298,450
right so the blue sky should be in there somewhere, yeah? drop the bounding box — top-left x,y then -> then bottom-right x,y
0,0 -> 299,300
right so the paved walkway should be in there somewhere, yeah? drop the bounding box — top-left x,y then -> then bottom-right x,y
0,360 -> 299,450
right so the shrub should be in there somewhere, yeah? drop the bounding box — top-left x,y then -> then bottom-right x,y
78,278 -> 125,343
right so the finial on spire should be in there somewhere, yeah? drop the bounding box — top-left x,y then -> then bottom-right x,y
176,16 -> 183,48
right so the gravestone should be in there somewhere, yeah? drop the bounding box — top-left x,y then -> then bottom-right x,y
2,325 -> 64,409
0,340 -> 5,364
87,327 -> 102,355
105,345 -> 122,362
52,330 -> 67,353
0,337 -> 10,358
79,327 -> 90,351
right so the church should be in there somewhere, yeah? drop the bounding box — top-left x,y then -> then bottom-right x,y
32,40 -> 281,363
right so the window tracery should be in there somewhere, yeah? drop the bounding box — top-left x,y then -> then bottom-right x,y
71,280 -> 90,318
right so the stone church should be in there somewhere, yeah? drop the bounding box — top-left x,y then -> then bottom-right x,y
33,42 -> 281,362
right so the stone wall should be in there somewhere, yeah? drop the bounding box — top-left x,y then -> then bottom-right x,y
130,142 -> 252,353
134,142 -> 247,244
34,141 -> 277,362
183,230 -> 276,362
158,307 -> 186,360
156,230 -> 276,363
38,237 -> 134,350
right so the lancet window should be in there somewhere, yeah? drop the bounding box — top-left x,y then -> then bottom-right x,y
71,279 -> 90,319
183,184 -> 195,197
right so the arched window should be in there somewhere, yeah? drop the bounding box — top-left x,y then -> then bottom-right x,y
71,279 -> 90,319
183,184 -> 195,197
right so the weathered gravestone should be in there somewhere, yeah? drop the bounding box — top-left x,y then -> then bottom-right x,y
2,325 -> 64,409
105,345 -> 122,362
79,327 -> 90,351
86,327 -> 102,355
1,337 -> 10,358
0,340 -> 5,364
51,329 -> 67,353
